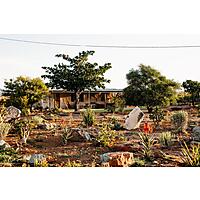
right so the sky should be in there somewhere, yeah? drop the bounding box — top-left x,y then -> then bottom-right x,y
0,34 -> 200,90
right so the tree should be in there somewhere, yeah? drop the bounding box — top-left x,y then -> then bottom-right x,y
182,80 -> 200,106
2,76 -> 49,114
41,50 -> 112,111
123,64 -> 180,112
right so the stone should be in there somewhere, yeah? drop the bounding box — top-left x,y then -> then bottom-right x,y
125,106 -> 144,130
100,152 -> 134,167
111,143 -> 135,152
4,106 -> 21,122
191,126 -> 200,141
28,154 -> 46,165
0,140 -> 10,150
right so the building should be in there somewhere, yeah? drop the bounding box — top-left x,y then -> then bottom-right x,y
40,89 -> 123,109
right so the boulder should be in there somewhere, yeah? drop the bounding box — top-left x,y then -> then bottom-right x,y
100,152 -> 134,167
28,154 -> 46,165
191,126 -> 200,141
4,106 -> 21,122
125,106 -> 144,130
0,140 -> 10,150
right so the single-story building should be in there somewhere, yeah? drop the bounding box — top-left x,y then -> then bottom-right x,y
40,89 -> 123,109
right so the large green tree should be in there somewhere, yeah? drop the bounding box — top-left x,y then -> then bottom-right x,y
123,64 -> 180,112
182,80 -> 200,106
41,50 -> 112,111
2,76 -> 49,113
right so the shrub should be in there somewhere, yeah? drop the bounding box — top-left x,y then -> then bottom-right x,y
61,128 -> 73,144
171,111 -> 188,133
138,133 -> 155,160
106,94 -> 125,113
109,116 -> 123,130
149,107 -> 165,127
96,123 -> 120,147
82,108 -> 95,127
0,122 -> 11,140
181,141 -> 200,166
14,118 -> 35,144
64,159 -> 83,167
159,132 -> 173,147
31,116 -> 45,125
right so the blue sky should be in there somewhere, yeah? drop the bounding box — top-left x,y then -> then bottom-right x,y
0,34 -> 200,90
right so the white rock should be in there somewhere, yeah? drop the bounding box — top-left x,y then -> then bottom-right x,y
125,106 -> 144,130
4,106 -> 21,122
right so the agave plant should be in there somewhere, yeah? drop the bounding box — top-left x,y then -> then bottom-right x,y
181,141 -> 200,167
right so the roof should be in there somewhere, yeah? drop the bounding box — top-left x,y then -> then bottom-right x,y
50,88 -> 123,94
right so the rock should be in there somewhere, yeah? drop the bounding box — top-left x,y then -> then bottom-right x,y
28,154 -> 46,165
125,106 -> 144,130
111,143 -> 135,152
100,152 -> 134,167
0,140 -> 10,150
4,106 -> 21,122
38,123 -> 55,130
191,126 -> 200,141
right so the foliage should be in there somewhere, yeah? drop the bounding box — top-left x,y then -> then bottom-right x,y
106,94 -> 125,113
149,107 -> 165,127
64,159 -> 83,167
0,148 -> 18,164
14,118 -> 36,144
34,159 -> 48,167
130,157 -> 146,167
181,141 -> 200,166
159,132 -> 173,147
182,80 -> 200,106
171,111 -> 188,133
42,50 -> 112,111
109,116 -> 123,130
31,115 -> 45,126
61,127 -> 73,144
96,123 -> 122,147
124,64 -> 180,112
0,122 -> 11,139
82,108 -> 95,127
138,132 -> 155,160
2,76 -> 48,114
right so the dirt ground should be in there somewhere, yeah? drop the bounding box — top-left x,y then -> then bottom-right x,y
2,107 -> 200,167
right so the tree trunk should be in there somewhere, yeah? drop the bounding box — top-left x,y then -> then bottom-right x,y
74,91 -> 81,112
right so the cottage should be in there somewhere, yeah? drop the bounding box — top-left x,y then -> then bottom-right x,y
40,89 -> 123,109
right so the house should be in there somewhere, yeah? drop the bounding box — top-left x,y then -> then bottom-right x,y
40,89 -> 123,109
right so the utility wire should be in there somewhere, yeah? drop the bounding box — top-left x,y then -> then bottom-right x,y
1,36 -> 200,49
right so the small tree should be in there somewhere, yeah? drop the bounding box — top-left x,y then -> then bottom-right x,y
124,64 -> 180,112
2,76 -> 48,114
41,51 -> 112,111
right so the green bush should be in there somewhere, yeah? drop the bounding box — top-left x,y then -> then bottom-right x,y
159,132 -> 173,147
171,111 -> 188,133
96,123 -> 120,147
149,107 -> 165,127
82,108 -> 95,127
61,128 -> 73,144
0,122 -> 11,139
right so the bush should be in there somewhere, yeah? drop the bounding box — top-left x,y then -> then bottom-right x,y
61,128 -> 73,144
171,111 -> 188,133
96,123 -> 121,147
149,107 -> 165,127
109,116 -> 123,130
82,108 -> 95,127
159,132 -> 173,147
106,94 -> 125,113
0,122 -> 11,140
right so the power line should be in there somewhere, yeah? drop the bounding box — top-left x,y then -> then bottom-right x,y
1,36 -> 200,49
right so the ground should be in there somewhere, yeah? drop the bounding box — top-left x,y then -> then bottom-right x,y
1,107 -> 200,167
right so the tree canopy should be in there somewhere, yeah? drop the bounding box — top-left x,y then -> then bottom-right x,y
41,50 -> 112,111
182,80 -> 200,106
2,76 -> 49,114
123,64 -> 180,112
